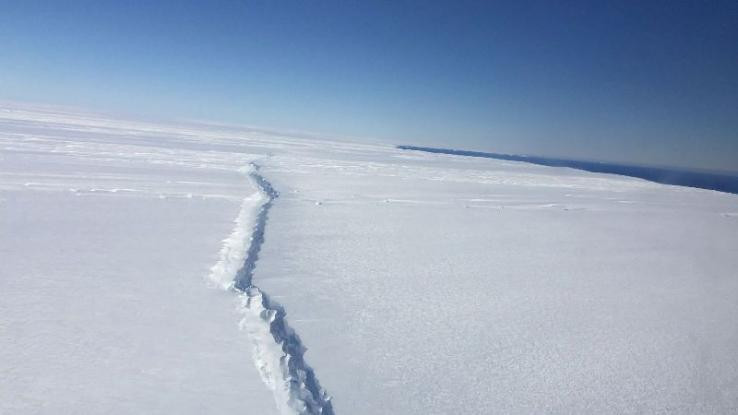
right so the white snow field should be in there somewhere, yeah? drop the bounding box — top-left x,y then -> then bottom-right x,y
2,104 -> 738,414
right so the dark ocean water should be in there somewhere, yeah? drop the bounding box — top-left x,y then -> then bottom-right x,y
397,145 -> 738,195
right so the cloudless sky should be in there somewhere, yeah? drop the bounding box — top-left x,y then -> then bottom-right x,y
1,1 -> 737,171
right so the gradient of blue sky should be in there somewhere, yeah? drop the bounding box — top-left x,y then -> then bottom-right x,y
1,1 -> 737,171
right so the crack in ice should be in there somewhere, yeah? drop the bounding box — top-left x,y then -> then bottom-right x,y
208,162 -> 334,415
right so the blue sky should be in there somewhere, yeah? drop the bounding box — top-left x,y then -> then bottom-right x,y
1,1 -> 737,171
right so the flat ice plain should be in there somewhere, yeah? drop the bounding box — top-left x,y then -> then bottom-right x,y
2,104 -> 738,414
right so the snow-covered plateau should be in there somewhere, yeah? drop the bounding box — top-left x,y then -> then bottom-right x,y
2,104 -> 737,414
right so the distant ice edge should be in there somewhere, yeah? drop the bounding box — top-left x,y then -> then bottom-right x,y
207,163 -> 335,415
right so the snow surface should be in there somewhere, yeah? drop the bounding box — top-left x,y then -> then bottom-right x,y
2,104 -> 738,414
0,106 -> 279,414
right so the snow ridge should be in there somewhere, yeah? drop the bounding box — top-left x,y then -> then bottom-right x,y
209,163 -> 334,415
207,165 -> 266,290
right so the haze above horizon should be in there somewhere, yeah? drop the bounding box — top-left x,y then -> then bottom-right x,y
1,1 -> 736,171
